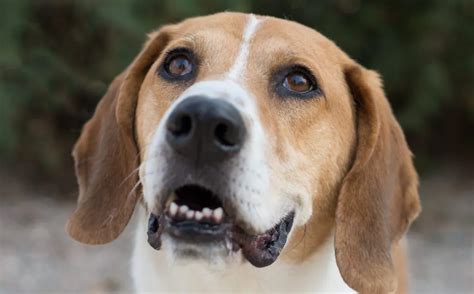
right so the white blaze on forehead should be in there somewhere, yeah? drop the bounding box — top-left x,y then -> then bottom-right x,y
227,14 -> 262,81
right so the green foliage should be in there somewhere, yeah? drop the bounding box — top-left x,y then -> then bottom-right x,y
0,0 -> 472,178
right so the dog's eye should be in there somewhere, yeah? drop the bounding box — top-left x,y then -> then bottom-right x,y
159,48 -> 196,81
166,55 -> 192,77
274,66 -> 321,99
283,71 -> 313,93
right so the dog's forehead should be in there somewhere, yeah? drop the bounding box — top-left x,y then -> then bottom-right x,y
172,12 -> 339,63
252,18 -> 344,68
176,12 -> 249,38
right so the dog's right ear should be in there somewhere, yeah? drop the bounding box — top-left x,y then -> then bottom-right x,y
66,27 -> 173,245
335,65 -> 421,293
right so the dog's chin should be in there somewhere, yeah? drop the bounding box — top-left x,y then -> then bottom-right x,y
146,184 -> 295,268
160,233 -> 242,268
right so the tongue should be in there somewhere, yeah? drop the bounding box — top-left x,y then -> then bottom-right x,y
232,214 -> 294,267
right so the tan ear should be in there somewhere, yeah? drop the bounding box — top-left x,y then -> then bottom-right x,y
335,65 -> 421,293
66,28 -> 172,244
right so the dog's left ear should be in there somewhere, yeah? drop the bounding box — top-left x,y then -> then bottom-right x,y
335,65 -> 421,293
66,28 -> 172,245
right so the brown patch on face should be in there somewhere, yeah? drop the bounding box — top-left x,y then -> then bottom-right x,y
243,16 -> 357,260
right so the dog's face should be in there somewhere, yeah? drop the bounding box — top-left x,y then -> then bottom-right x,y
136,13 -> 356,267
67,13 -> 420,293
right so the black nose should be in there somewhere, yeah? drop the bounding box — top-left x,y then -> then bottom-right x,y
166,96 -> 246,163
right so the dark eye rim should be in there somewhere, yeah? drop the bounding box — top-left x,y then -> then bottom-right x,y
273,65 -> 323,99
158,47 -> 197,82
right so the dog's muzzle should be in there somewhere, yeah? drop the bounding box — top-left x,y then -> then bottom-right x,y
146,95 -> 294,267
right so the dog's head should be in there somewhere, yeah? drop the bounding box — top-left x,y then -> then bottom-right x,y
67,12 -> 420,293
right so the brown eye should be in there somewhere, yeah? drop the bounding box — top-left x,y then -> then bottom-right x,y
283,72 -> 313,93
166,55 -> 193,77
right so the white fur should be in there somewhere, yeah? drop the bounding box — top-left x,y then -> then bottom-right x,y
132,207 -> 354,293
227,14 -> 261,81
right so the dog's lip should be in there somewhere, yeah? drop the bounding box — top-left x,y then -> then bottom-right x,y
147,209 -> 295,267
229,212 -> 295,267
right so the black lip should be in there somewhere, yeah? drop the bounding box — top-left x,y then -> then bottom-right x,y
147,214 -> 163,250
231,212 -> 295,267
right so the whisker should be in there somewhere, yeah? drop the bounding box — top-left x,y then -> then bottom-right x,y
127,178 -> 143,200
119,149 -> 162,187
118,165 -> 142,188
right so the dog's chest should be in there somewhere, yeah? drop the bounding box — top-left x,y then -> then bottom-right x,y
131,217 -> 353,293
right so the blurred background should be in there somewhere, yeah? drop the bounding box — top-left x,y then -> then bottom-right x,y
0,0 -> 472,292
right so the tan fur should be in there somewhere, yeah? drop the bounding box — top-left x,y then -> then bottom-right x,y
393,241 -> 409,294
67,12 -> 420,293
332,66 -> 420,293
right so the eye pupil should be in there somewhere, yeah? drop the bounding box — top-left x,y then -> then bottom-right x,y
167,55 -> 192,76
284,72 -> 312,93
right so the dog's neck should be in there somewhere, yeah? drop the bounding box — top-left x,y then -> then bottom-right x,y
131,207 -> 353,293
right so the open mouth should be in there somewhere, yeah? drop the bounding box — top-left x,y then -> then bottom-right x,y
163,185 -> 231,241
147,184 -> 295,267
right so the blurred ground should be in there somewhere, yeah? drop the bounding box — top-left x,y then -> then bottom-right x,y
1,166 -> 473,293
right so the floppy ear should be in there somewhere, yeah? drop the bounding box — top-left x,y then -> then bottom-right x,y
66,28 -> 172,244
335,65 -> 421,293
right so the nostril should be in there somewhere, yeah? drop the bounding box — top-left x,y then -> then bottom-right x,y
214,123 -> 231,146
214,122 -> 239,147
168,113 -> 192,136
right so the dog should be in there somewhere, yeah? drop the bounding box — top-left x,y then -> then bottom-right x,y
66,12 -> 421,293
